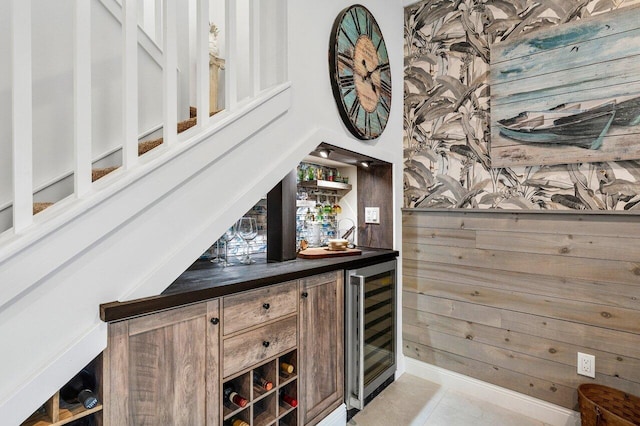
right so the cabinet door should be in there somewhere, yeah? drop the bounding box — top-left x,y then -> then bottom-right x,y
299,271 -> 344,426
104,300 -> 220,426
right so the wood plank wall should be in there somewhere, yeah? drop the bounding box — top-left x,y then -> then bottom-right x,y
358,163 -> 393,249
402,209 -> 640,410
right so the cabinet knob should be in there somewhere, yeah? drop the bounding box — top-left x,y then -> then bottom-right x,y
210,317 -> 219,325
262,341 -> 270,348
301,292 -> 308,298
263,303 -> 270,310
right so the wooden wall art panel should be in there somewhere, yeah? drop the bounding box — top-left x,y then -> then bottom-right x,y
490,6 -> 640,168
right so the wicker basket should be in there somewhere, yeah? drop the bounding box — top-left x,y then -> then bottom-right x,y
578,384 -> 640,425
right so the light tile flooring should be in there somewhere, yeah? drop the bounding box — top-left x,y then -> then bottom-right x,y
349,374 -> 550,426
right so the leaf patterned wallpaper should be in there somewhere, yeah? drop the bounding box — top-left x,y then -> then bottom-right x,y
404,0 -> 640,210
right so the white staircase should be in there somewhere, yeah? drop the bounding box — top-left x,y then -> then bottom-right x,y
0,0 -> 295,423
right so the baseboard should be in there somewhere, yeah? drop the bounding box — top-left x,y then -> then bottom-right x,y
316,403 -> 347,426
405,357 -> 580,426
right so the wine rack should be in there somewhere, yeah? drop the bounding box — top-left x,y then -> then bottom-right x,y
222,349 -> 298,426
21,355 -> 102,426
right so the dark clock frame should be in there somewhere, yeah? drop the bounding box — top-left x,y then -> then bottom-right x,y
329,4 -> 392,140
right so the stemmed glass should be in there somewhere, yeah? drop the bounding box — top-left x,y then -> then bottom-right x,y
219,224 -> 237,267
209,239 -> 222,264
236,216 -> 258,264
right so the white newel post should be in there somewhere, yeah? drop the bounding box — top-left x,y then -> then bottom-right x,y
11,0 -> 34,232
163,0 -> 178,146
225,0 -> 238,111
123,0 -> 139,169
74,0 -> 92,197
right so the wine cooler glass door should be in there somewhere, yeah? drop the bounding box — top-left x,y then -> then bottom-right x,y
362,269 -> 395,388
346,260 -> 396,411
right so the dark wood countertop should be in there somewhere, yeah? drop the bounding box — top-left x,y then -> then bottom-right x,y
100,247 -> 398,322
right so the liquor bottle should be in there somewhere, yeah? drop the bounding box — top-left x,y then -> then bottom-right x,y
280,361 -> 295,374
280,389 -> 298,407
59,369 -> 99,410
253,373 -> 273,391
223,384 -> 248,408
224,417 -> 249,426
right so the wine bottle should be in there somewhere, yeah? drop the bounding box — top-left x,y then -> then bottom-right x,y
280,361 -> 294,374
253,373 -> 273,391
280,390 -> 298,407
59,369 -> 99,410
224,417 -> 249,426
223,384 -> 248,408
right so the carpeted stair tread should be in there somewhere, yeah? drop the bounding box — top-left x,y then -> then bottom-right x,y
33,202 -> 54,215
138,139 -> 164,156
177,117 -> 198,133
33,108 -> 221,215
139,110 -> 220,156
92,166 -> 119,182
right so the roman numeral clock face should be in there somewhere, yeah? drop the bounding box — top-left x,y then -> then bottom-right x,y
329,5 -> 391,140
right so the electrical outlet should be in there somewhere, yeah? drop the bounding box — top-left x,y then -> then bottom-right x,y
578,352 -> 595,378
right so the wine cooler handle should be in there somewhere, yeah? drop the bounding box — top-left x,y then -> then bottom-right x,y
262,341 -> 270,348
263,303 -> 270,310
348,274 -> 366,410
210,317 -> 219,325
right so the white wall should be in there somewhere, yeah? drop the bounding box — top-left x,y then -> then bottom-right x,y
0,1 -> 404,423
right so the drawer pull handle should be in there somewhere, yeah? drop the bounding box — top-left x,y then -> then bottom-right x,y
263,303 -> 270,310
301,292 -> 308,298
262,341 -> 270,348
210,317 -> 219,325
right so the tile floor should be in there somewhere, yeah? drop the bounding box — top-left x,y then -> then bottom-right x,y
349,373 -> 550,426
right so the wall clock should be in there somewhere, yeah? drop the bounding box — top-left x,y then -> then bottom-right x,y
329,4 -> 391,140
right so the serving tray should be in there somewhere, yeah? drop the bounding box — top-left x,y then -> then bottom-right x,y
297,247 -> 362,259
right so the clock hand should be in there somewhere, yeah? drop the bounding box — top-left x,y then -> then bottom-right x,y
365,62 -> 388,80
356,59 -> 368,78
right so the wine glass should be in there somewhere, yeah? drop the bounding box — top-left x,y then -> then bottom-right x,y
209,239 -> 222,264
220,224 -> 237,267
236,216 -> 258,264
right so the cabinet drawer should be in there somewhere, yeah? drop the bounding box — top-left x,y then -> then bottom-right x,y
223,281 -> 297,335
223,316 -> 297,378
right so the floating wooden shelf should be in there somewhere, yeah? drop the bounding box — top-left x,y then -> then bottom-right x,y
298,179 -> 352,193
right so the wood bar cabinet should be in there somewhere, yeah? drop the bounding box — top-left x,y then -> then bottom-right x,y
102,271 -> 344,426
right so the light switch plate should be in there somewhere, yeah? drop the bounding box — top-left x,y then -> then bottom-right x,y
365,207 -> 380,224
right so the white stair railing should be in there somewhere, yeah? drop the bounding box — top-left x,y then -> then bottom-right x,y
122,0 -> 139,170
196,0 -> 211,129
225,0 -> 238,112
3,0 -> 289,237
162,0 -> 178,147
11,0 -> 34,233
250,0 -> 261,98
74,0 -> 93,197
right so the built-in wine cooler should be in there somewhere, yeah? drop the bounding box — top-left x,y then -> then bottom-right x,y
345,260 -> 396,417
